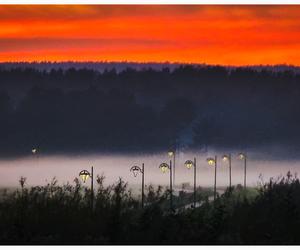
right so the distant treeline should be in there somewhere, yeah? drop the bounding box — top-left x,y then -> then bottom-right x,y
1,61 -> 300,73
0,65 -> 300,156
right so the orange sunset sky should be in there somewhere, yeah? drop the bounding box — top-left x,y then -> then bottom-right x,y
1,5 -> 300,65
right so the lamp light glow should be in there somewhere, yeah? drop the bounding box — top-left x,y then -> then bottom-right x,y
159,163 -> 170,173
168,151 -> 174,157
238,153 -> 245,160
207,158 -> 215,166
222,155 -> 229,161
130,166 -> 142,177
79,170 -> 91,183
184,160 -> 194,169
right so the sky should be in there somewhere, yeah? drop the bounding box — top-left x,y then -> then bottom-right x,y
0,5 -> 300,65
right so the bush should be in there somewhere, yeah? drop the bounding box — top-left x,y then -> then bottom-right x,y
0,172 -> 299,244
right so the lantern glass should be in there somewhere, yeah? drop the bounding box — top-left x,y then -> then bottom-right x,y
207,158 -> 215,166
162,166 -> 167,173
130,166 -> 141,177
168,151 -> 174,157
238,153 -> 245,160
133,169 -> 138,177
222,155 -> 229,161
159,163 -> 170,173
184,160 -> 193,169
79,170 -> 91,183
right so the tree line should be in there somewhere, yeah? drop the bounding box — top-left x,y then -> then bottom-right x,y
0,65 -> 300,156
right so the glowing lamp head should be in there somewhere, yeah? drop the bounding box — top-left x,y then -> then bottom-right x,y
79,170 -> 91,183
222,155 -> 229,162
32,148 -> 37,154
168,150 -> 174,157
207,158 -> 215,166
159,163 -> 170,173
184,160 -> 193,169
130,166 -> 142,177
238,153 -> 246,160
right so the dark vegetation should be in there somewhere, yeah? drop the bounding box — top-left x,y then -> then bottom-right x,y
1,64 -> 300,156
0,173 -> 299,244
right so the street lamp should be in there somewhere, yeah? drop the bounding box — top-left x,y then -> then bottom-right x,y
79,166 -> 94,211
207,156 -> 217,201
168,149 -> 176,187
184,158 -> 197,208
31,147 -> 39,167
130,164 -> 145,208
238,153 -> 247,189
222,154 -> 232,190
159,161 -> 173,210
79,170 -> 90,183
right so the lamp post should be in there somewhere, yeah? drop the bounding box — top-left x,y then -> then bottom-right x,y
32,147 -> 39,165
130,164 -> 145,208
238,153 -> 247,189
79,166 -> 94,211
159,160 -> 173,210
184,158 -> 197,208
168,149 -> 176,187
31,148 -> 37,155
222,154 -> 232,190
207,156 -> 217,201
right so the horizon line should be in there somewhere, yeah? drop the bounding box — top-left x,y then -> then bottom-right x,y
1,60 -> 300,68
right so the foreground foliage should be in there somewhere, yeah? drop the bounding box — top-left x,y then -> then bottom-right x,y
0,173 -> 299,244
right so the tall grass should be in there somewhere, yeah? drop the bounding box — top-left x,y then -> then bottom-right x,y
0,172 -> 299,244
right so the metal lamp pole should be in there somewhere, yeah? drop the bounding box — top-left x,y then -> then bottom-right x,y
168,150 -> 176,188
229,154 -> 232,189
32,147 -> 39,167
193,157 -> 196,207
130,164 -> 145,208
238,153 -> 247,190
244,155 -> 247,189
142,163 -> 145,208
184,158 -> 197,208
170,160 -> 173,210
159,161 -> 173,210
173,153 -> 175,189
79,167 -> 94,213
214,156 -> 217,201
223,154 -> 232,190
207,156 -> 217,201
91,166 -> 94,211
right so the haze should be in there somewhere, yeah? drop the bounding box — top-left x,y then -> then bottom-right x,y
0,149 -> 298,190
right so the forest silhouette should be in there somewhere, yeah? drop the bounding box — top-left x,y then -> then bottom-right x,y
0,64 -> 300,156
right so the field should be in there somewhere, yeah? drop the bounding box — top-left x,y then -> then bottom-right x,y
0,173 -> 297,244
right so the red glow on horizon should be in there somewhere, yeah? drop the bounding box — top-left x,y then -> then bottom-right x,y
0,5 -> 300,66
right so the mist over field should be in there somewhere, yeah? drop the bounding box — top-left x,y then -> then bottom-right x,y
1,147 -> 299,189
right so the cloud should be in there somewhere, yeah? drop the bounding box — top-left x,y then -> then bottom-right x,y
0,5 -> 297,22
0,38 -> 178,52
0,5 -> 300,65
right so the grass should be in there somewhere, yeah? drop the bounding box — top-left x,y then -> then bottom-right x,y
0,172 -> 298,244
